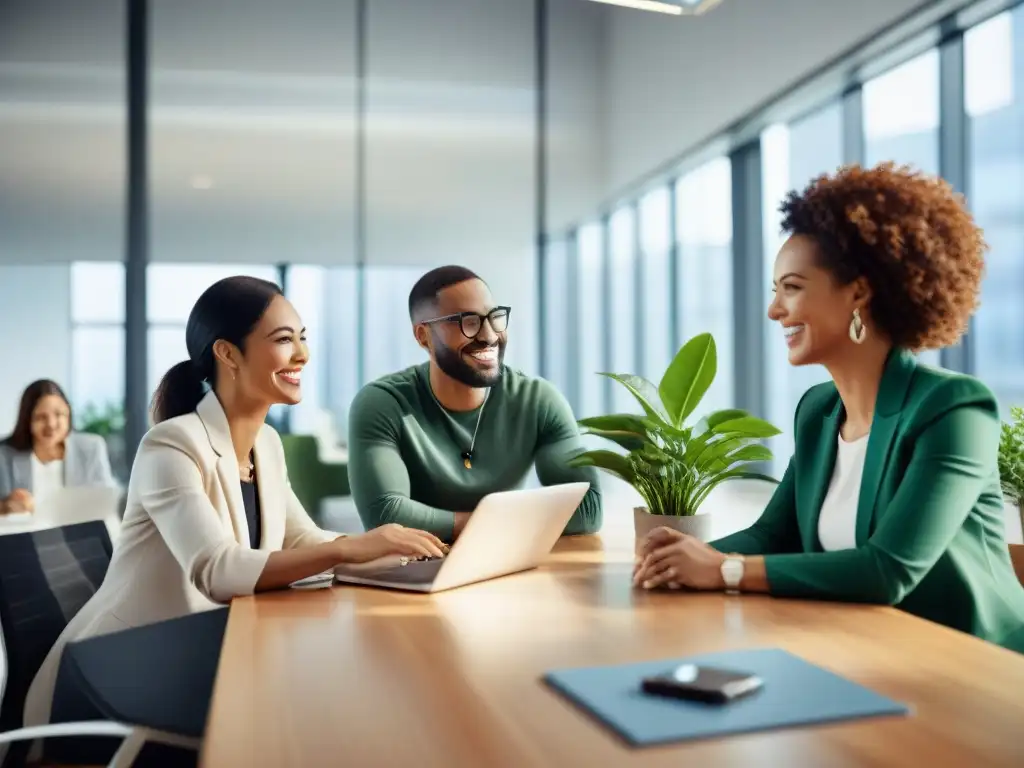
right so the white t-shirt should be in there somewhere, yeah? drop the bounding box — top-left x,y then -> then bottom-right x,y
31,454 -> 65,504
817,433 -> 869,552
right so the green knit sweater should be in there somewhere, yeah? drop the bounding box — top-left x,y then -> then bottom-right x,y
347,364 -> 602,540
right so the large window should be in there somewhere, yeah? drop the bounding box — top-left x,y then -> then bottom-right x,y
576,223 -> 606,419
638,187 -> 674,381
362,266 -> 429,385
675,158 -> 734,418
71,262 -> 126,416
608,207 -> 637,412
146,264 -> 279,399
323,266 -> 360,439
864,49 -> 940,173
4,1 -> 125,428
864,48 -> 943,367
967,8 -> 1024,412
541,239 -> 573,401
760,106 -> 843,468
285,265 -> 329,435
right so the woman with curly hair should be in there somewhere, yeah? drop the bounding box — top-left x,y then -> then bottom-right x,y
634,162 -> 1024,652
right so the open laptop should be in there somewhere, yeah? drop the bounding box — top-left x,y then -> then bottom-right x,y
0,486 -> 123,541
332,482 -> 590,593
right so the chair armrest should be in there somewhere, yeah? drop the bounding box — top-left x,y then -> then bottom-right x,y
0,720 -> 132,745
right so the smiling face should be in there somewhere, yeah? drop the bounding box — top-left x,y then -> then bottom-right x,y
30,393 -> 71,451
415,278 -> 508,388
216,294 -> 309,406
767,234 -> 871,367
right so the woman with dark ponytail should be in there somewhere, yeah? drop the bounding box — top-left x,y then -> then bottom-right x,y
25,276 -> 445,738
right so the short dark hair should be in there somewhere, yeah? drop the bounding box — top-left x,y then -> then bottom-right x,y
408,266 -> 484,320
151,276 -> 282,424
4,379 -> 72,452
779,162 -> 986,351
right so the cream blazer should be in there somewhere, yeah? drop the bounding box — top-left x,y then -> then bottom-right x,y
24,391 -> 337,728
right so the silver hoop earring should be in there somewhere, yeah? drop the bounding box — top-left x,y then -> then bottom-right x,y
849,308 -> 866,344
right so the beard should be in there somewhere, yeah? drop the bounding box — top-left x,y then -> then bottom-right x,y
433,336 -> 506,388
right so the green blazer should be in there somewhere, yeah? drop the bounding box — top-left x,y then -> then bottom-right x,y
713,348 -> 1024,654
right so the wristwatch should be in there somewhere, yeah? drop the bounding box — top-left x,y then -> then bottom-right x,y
720,555 -> 744,594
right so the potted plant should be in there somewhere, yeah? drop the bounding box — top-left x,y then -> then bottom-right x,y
77,401 -> 128,482
569,333 -> 781,545
997,405 -> 1024,540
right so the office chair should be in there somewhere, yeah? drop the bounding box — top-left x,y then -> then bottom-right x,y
0,522 -> 197,767
279,434 -> 350,525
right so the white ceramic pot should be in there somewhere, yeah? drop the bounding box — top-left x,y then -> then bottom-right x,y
633,506 -> 713,552
1004,499 -> 1023,546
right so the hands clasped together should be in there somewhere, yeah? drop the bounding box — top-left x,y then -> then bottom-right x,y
632,526 -> 727,591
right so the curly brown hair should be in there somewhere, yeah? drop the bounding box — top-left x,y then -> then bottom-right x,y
778,162 -> 986,351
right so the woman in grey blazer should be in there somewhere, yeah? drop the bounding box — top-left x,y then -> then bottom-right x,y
0,379 -> 116,514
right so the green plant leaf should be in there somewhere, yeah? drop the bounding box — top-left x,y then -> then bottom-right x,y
652,420 -> 692,441
998,405 -> 1024,506
658,333 -> 717,427
698,443 -> 772,474
712,416 -> 782,438
729,472 -> 780,484
632,443 -> 669,466
599,374 -> 669,422
578,414 -> 651,435
578,413 -> 653,453
705,408 -> 750,429
722,444 -> 774,464
682,430 -> 751,472
568,450 -> 636,483
692,469 -> 780,510
581,430 -> 647,452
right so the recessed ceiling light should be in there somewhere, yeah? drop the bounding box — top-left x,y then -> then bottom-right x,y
190,174 -> 214,190
588,0 -> 722,14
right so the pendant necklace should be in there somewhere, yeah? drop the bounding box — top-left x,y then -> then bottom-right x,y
429,386 -> 489,469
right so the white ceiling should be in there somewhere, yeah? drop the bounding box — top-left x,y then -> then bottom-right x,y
603,0 -> 942,197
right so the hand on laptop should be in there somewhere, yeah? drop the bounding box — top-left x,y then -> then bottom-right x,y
337,524 -> 446,564
1,489 -> 34,515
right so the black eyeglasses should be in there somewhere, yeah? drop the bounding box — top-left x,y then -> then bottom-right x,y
421,306 -> 511,339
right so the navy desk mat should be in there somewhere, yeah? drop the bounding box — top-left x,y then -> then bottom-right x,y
544,647 -> 910,747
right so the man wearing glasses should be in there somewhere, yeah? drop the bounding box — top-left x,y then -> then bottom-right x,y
347,265 -> 602,542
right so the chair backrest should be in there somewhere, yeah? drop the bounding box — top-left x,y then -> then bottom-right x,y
0,522 -> 112,743
1009,544 -> 1024,588
280,435 -> 350,523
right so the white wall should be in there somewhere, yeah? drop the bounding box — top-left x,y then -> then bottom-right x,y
603,0 -> 934,198
0,265 -> 72,434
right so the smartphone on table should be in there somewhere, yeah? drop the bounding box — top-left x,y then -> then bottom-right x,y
641,663 -> 763,704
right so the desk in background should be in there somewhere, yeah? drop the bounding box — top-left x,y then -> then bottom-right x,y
0,492 -> 122,542
200,506 -> 1024,767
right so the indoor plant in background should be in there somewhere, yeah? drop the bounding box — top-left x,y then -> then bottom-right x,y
997,405 -> 1024,541
78,401 -> 128,482
569,333 -> 781,545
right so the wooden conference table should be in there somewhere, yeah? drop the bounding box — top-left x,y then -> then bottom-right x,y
201,529 -> 1024,767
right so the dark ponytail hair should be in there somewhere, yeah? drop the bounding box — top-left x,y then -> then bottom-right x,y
151,276 -> 282,424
